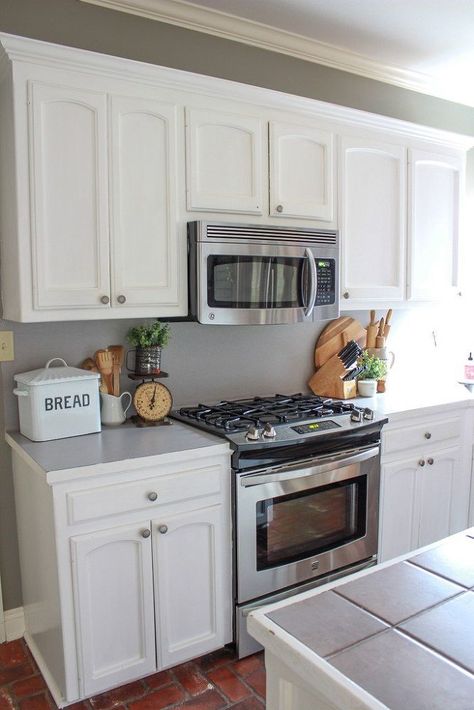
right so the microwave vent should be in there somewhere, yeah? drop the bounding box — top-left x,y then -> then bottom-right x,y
204,223 -> 337,245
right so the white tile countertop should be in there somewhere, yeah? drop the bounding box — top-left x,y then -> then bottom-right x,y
248,528 -> 474,710
6,420 -> 228,483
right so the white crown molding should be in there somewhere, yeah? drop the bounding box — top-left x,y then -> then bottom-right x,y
80,0 -> 474,108
0,32 -> 472,151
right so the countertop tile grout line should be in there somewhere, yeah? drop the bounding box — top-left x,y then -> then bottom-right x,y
395,626 -> 474,677
405,558 -> 473,588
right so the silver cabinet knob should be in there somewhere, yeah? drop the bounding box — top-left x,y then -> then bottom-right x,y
158,524 -> 168,534
117,294 -> 127,304
147,491 -> 158,501
343,291 -> 350,299
276,204 -> 283,213
141,529 -> 151,538
100,295 -> 110,304
427,458 -> 434,465
424,432 -> 432,439
418,459 -> 426,467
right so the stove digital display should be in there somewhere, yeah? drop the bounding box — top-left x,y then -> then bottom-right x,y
292,420 -> 341,434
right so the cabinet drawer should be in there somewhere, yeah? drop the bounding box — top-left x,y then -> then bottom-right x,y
66,465 -> 222,524
383,416 -> 461,456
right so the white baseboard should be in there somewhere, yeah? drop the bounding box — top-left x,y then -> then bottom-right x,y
4,606 -> 25,641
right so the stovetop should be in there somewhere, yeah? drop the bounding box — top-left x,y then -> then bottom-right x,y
171,393 -> 385,447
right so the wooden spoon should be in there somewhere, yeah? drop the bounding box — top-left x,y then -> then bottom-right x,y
383,308 -> 393,342
108,345 -> 124,397
366,310 -> 378,348
95,349 -> 114,395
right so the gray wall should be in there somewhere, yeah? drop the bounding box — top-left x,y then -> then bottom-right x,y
0,0 -> 473,611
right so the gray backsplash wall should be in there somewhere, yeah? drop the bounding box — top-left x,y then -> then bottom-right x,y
0,0 -> 473,610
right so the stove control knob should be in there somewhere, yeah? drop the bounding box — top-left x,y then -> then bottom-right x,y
363,408 -> 375,421
246,426 -> 261,441
351,409 -> 362,423
262,423 -> 277,438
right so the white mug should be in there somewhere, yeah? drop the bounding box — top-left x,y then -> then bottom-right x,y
100,392 -> 132,426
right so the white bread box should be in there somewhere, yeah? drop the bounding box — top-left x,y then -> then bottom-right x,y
14,358 -> 101,441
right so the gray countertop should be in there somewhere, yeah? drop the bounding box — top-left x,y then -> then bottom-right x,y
257,529 -> 474,710
6,420 -> 229,481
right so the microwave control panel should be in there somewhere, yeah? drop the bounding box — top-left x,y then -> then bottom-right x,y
315,259 -> 336,305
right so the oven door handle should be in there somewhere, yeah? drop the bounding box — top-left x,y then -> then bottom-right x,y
239,445 -> 379,487
303,248 -> 317,317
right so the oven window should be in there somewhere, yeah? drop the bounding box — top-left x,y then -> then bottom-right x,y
207,255 -> 306,308
256,477 -> 367,570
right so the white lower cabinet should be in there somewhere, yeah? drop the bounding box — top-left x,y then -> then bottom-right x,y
9,444 -> 232,706
379,410 -> 472,563
71,523 -> 156,697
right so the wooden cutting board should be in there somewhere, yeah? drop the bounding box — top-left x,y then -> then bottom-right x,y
314,316 -> 366,368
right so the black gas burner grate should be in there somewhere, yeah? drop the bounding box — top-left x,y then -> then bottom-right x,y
178,393 -> 357,431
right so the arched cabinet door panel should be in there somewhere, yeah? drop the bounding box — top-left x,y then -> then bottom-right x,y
71,523 -> 155,697
29,81 -> 111,310
269,122 -> 334,222
186,107 -> 265,214
339,137 -> 406,304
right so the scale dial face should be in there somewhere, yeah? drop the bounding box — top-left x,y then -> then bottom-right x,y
133,382 -> 173,422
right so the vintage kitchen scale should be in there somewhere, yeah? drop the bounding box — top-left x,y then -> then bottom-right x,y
128,372 -> 173,427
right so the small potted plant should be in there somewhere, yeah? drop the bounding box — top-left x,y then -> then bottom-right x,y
126,320 -> 171,375
356,351 -> 388,397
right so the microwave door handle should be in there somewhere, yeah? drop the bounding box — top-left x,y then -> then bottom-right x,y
304,248 -> 317,317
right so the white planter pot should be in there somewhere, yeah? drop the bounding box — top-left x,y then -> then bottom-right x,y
357,379 -> 377,397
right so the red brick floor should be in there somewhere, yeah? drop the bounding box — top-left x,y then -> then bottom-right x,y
0,640 -> 266,709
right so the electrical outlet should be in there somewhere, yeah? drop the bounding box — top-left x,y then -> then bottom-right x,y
0,331 -> 14,361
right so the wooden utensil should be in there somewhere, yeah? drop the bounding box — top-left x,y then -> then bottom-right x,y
314,317 -> 366,368
80,357 -> 99,373
366,310 -> 378,348
375,317 -> 385,348
108,344 -> 124,397
95,349 -> 114,395
383,308 -> 393,342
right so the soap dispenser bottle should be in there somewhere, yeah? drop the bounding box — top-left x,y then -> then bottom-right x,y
465,353 -> 474,380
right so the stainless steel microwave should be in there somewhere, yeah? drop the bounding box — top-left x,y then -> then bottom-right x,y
188,221 -> 340,325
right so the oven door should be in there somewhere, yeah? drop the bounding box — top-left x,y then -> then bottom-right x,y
195,241 -> 338,325
235,445 -> 380,603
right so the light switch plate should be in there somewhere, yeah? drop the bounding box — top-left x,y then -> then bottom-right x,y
0,331 -> 14,361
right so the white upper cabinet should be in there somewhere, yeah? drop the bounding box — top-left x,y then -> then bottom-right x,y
29,82 -> 111,310
110,96 -> 180,309
408,149 -> 462,301
186,107 -> 264,214
269,122 -> 334,221
339,137 -> 406,305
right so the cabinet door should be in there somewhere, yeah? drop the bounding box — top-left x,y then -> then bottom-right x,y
110,96 -> 182,308
29,81 -> 111,310
417,445 -> 464,548
408,149 -> 462,301
379,457 -> 419,562
269,122 -> 334,221
339,137 -> 406,304
153,505 -> 230,668
186,107 -> 264,214
71,523 -> 156,697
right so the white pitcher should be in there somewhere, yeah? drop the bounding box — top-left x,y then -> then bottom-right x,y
100,392 -> 132,426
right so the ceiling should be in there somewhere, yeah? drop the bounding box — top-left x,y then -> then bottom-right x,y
82,0 -> 474,107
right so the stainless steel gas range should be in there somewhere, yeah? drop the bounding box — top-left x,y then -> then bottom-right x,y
171,393 -> 387,657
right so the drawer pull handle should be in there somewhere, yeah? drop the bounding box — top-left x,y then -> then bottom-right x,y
343,291 -> 350,299
100,295 -> 110,304
141,529 -> 151,538
276,204 -> 283,213
158,524 -> 168,534
117,294 -> 127,304
418,459 -> 425,467
424,432 -> 432,439
147,491 -> 158,501
427,458 -> 434,465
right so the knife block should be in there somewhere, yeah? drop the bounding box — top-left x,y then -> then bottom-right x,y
308,353 -> 357,399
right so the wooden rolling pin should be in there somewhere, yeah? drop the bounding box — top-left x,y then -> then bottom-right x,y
366,310 -> 378,348
375,317 -> 385,348
383,308 -> 393,342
